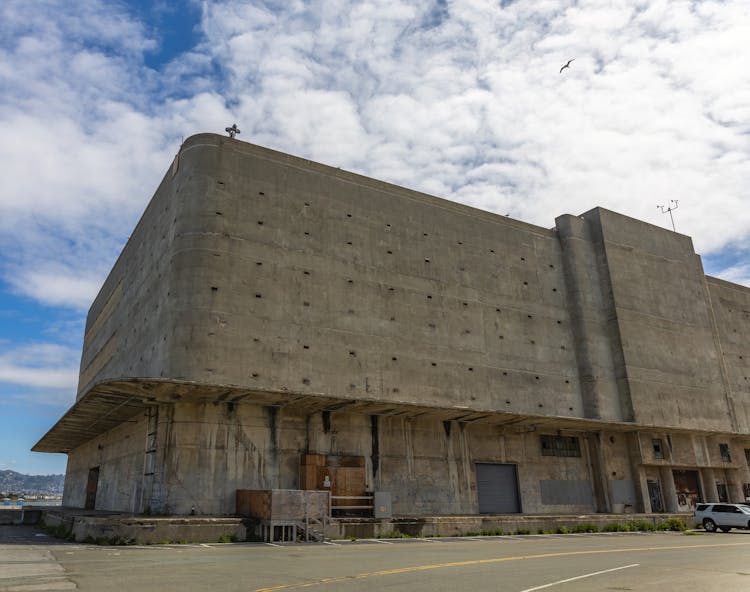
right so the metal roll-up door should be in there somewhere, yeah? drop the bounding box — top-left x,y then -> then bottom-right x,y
476,463 -> 520,513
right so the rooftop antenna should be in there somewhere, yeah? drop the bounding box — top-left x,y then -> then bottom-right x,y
657,199 -> 679,232
225,123 -> 240,139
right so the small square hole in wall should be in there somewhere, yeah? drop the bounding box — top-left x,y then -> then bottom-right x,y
468,367 -> 474,372
304,231 -> 310,236
527,314 -> 532,319
424,257 -> 431,263
302,378 -> 310,385
349,350 -> 356,357
303,345 -> 310,350
252,372 -> 259,378
255,293 -> 262,298
387,250 -> 393,254
392,356 -> 398,361
521,257 -> 525,261
523,281 -> 528,286
503,372 -> 508,376
257,220 -> 264,225
423,232 -> 429,236
490,249 -> 495,253
431,362 -> 437,367
347,241 -> 353,246
304,202 -> 310,206
303,301 -> 310,307
347,213 -> 352,218
259,191 -> 265,195
211,286 -> 218,292
256,261 -> 263,266
303,270 -> 310,275
392,387 -> 400,393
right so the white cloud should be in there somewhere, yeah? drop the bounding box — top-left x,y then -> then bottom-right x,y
0,343 -> 79,390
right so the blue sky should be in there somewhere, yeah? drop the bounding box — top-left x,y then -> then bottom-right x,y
1,0 -> 750,476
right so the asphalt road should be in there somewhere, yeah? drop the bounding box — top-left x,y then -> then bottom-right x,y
3,526 -> 750,591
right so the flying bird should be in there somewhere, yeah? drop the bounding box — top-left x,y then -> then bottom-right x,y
559,58 -> 575,74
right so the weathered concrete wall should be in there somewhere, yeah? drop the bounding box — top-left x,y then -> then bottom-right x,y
77,159 -> 182,399
63,412 -> 148,511
74,398 -> 750,516
73,134 -> 750,433
585,209 -> 731,432
707,276 -> 750,432
78,134 -> 581,419
139,401 -> 599,515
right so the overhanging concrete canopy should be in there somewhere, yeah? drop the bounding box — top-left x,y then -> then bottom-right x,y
32,384 -> 150,453
35,377 -> 733,454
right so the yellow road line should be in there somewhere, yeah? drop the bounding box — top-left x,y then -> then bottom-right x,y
254,540 -> 750,592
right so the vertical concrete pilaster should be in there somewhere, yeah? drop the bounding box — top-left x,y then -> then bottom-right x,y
700,468 -> 718,502
660,466 -> 678,512
556,214 -> 632,422
583,433 -> 609,512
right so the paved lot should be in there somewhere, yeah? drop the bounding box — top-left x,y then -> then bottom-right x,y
3,526 -> 750,591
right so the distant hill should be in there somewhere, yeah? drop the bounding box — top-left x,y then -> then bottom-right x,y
0,470 -> 64,497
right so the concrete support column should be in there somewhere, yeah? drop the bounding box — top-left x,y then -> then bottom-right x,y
583,433 -> 609,512
626,432 -> 647,513
633,465 -> 650,514
660,466 -> 678,512
724,470 -> 743,503
700,468 -> 718,502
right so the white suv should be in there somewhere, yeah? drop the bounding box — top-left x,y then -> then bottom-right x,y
694,503 -> 750,532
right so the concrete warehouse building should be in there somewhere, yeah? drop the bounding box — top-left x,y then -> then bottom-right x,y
35,133 -> 750,519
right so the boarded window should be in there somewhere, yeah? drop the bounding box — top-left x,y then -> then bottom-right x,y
540,435 -> 581,457
745,448 -> 750,467
540,480 -> 593,505
611,480 -> 637,505
719,443 -> 731,463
